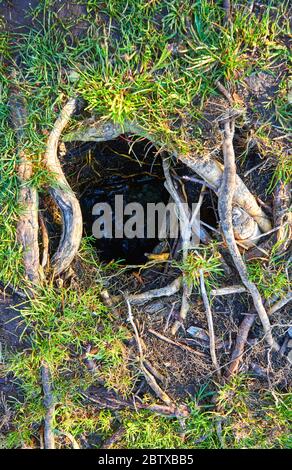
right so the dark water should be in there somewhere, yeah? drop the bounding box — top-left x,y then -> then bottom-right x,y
78,137 -> 169,264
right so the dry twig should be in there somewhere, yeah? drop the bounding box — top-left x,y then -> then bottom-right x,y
199,270 -> 219,372
45,97 -> 83,275
148,328 -> 207,359
267,293 -> 292,316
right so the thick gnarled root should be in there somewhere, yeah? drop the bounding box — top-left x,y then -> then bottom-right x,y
45,98 -> 83,276
9,87 -> 40,284
178,154 -> 272,234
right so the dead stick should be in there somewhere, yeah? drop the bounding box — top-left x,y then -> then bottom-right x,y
148,329 -> 207,359
199,270 -> 219,372
218,119 -> 278,350
45,97 -> 83,276
226,314 -> 256,377
41,362 -> 55,449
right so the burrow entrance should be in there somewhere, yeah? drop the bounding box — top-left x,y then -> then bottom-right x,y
64,135 -> 218,264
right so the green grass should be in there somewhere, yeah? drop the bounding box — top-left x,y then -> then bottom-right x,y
0,0 -> 291,449
175,243 -> 224,293
247,256 -> 290,301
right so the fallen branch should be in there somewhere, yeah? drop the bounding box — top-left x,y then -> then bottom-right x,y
9,83 -> 40,284
218,118 -> 278,350
199,270 -> 219,372
226,314 -> 256,377
45,97 -> 83,276
41,362 -> 55,449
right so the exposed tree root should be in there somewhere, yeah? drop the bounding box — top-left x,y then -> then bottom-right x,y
9,86 -> 40,284
118,277 -> 182,305
199,270 -> 219,373
55,430 -> 80,449
179,153 -> 272,234
64,119 -> 272,237
226,314 -> 256,377
267,293 -> 292,316
45,97 -> 83,276
41,362 -> 55,449
101,426 -> 125,449
125,298 -> 187,417
218,118 -> 278,350
162,156 -> 198,333
273,181 -> 292,254
210,285 -> 246,296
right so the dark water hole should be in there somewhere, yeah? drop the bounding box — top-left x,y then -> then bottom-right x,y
77,136 -> 169,264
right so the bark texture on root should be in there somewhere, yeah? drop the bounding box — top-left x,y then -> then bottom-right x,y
218,119 -> 278,350
45,98 -> 83,276
64,119 -> 271,237
179,154 -> 272,234
9,88 -> 40,284
226,314 -> 256,377
273,181 -> 292,254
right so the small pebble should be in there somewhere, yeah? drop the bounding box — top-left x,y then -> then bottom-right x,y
187,326 -> 209,342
